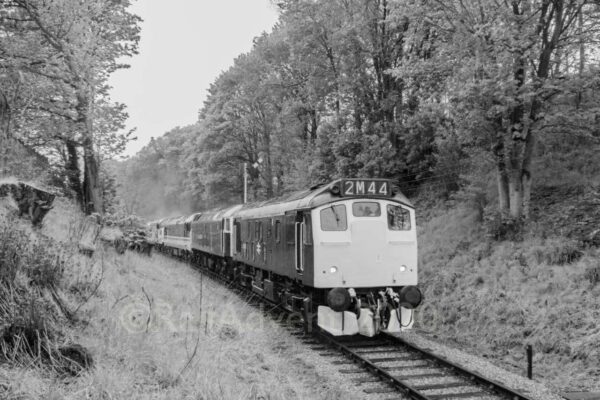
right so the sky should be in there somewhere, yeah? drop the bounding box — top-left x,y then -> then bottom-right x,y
108,1 -> 280,157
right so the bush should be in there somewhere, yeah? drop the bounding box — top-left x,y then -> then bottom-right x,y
584,263 -> 600,287
485,213 -> 525,241
545,240 -> 584,265
0,224 -> 28,284
0,217 -> 66,286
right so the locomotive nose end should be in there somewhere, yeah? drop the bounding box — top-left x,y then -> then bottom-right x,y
327,287 -> 352,312
399,286 -> 422,309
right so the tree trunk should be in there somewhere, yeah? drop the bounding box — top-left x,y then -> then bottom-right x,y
576,10 -> 585,108
500,121 -> 536,220
76,90 -> 103,215
264,152 -> 273,198
493,122 -> 510,214
324,46 -> 341,129
65,139 -> 83,205
309,109 -> 318,142
522,171 -> 533,219
508,171 -> 523,218
520,122 -> 536,219
262,115 -> 274,198
0,90 -> 10,177
83,142 -> 102,214
579,11 -> 585,75
497,166 -> 510,214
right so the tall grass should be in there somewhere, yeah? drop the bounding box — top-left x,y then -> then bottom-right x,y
55,250 -> 357,400
0,216 -> 66,369
0,199 -> 103,397
415,202 -> 600,391
2,239 -> 359,399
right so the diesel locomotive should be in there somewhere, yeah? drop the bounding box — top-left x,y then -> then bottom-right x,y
147,178 -> 422,337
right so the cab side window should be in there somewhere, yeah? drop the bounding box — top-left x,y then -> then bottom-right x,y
387,205 -> 411,231
320,205 -> 347,231
303,215 -> 313,245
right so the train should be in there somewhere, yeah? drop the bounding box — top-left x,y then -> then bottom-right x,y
146,178 -> 422,337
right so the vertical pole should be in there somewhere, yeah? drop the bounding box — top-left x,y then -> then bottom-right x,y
527,344 -> 533,379
243,162 -> 248,204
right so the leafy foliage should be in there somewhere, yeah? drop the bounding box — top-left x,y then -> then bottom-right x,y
0,0 -> 140,213
115,0 -> 600,229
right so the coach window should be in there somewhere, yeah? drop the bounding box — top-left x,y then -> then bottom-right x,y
352,202 -> 381,217
266,221 -> 272,239
235,221 -> 242,253
387,205 -> 411,231
275,220 -> 281,243
320,204 -> 347,231
246,221 -> 251,239
258,222 -> 263,241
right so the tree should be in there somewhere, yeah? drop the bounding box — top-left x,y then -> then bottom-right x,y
2,0 -> 140,213
403,0 -> 600,218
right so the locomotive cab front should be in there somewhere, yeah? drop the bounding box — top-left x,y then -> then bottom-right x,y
311,179 -> 421,337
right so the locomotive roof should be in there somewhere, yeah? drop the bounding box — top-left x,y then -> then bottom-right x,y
192,179 -> 413,221
184,212 -> 203,223
192,204 -> 243,222
159,215 -> 187,227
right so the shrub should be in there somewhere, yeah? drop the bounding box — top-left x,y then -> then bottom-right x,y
0,218 -> 65,289
0,224 -> 28,284
584,263 -> 600,287
485,213 -> 525,241
544,240 -> 584,265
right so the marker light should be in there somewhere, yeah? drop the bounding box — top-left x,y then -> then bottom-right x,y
399,265 -> 407,272
330,266 -> 338,274
330,185 -> 341,195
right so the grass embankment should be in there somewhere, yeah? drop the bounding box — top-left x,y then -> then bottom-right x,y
414,185 -> 600,392
58,250 -> 358,400
1,196 -> 99,397
1,198 -> 359,400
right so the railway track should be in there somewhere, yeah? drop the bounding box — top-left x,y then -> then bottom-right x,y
306,331 -> 535,400
154,250 -> 538,400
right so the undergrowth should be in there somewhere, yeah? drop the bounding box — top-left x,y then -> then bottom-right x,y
0,213 -> 95,379
415,196 -> 600,391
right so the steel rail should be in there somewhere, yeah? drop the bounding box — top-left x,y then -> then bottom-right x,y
315,329 -> 537,400
383,332 -> 535,400
314,331 -> 433,400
